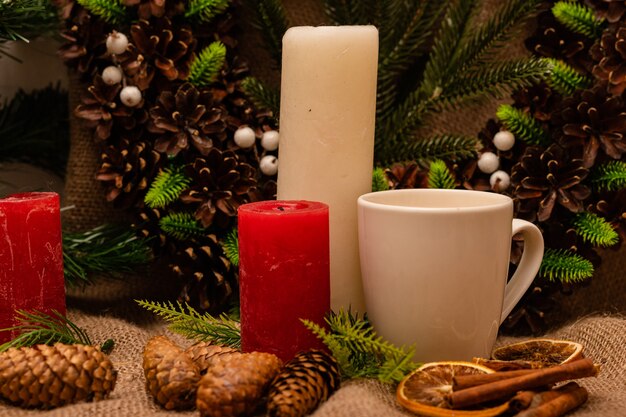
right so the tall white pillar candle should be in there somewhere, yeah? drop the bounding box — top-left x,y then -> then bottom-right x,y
277,26 -> 378,312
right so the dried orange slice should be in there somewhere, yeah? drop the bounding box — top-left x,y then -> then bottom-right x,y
396,361 -> 510,417
491,339 -> 584,368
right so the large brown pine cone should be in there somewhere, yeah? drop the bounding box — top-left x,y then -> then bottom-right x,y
185,342 -> 238,374
511,144 -> 591,222
586,0 -> 626,23
149,83 -> 227,156
590,26 -> 626,95
122,0 -> 184,19
0,343 -> 116,408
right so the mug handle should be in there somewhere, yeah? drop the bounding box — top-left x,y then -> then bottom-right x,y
500,219 -> 545,324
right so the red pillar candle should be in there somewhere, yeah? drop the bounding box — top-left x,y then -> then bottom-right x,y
0,192 -> 66,342
238,200 -> 330,361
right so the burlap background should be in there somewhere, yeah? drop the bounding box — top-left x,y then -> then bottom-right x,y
5,0 -> 622,415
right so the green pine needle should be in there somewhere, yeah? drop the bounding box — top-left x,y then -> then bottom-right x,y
372,167 -> 390,192
496,104 -> 551,146
546,59 -> 591,95
159,212 -> 206,240
136,300 -> 241,348
540,248 -> 594,283
381,135 -> 479,166
0,0 -> 58,52
552,1 -> 604,39
428,160 -> 456,189
76,0 -> 126,24
241,77 -> 280,119
573,212 -> 619,247
221,227 -> 239,267
188,42 -> 227,87
185,0 -> 230,22
0,310 -> 92,352
244,0 -> 288,65
144,167 -> 191,209
592,161 -> 626,191
63,224 -> 153,287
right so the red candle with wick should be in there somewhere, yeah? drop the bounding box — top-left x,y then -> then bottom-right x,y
238,200 -> 330,361
0,192 -> 66,342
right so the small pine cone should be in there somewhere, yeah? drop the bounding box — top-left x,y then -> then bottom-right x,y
196,351 -> 282,417
142,335 -> 200,410
0,343 -> 116,408
185,341 -> 238,374
267,350 -> 341,417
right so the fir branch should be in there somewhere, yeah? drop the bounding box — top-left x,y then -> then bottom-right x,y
573,212 -> 619,247
0,0 -> 58,53
428,160 -> 456,189
244,0 -> 288,66
221,227 -> 239,267
0,310 -> 92,352
380,135 -> 479,166
302,309 -> 419,383
63,224 -> 152,286
546,59 -> 591,95
241,77 -> 280,119
592,161 -> 626,191
159,212 -> 206,240
372,167 -> 390,192
323,0 -> 373,25
496,104 -> 551,146
185,0 -> 230,23
188,42 -> 227,87
144,167 -> 191,209
552,1 -> 604,39
76,0 -> 126,24
540,248 -> 594,283
136,300 -> 241,348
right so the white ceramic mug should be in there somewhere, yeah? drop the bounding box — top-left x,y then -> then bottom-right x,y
357,189 -> 544,361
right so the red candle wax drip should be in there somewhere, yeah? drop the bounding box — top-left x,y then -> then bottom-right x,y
238,200 -> 330,361
0,192 -> 66,342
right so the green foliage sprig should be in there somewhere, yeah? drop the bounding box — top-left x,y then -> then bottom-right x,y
540,248 -> 594,283
372,167 -> 390,192
496,104 -> 551,146
244,0 -> 288,65
221,227 -> 239,267
0,0 -> 58,59
136,300 -> 241,348
428,160 -> 455,189
383,134 -> 479,166
188,42 -> 227,87
546,59 -> 591,95
159,212 -> 206,240
302,310 -> 419,383
185,0 -> 230,22
552,1 -> 604,39
76,0 -> 126,24
241,77 -> 280,119
0,310 -> 92,352
592,161 -> 626,191
63,224 -> 152,286
573,212 -> 619,247
144,167 -> 192,209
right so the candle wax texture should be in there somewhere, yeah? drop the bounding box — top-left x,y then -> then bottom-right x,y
276,26 -> 379,312
0,192 -> 66,342
238,201 -> 330,361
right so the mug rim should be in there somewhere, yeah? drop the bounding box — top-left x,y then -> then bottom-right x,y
358,189 -> 513,212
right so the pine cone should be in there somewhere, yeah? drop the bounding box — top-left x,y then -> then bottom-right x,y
196,352 -> 283,417
590,26 -> 626,95
385,162 -> 427,189
149,83 -> 227,156
586,0 -> 626,24
185,342 -> 238,374
0,343 -> 116,408
590,188 -> 626,242
116,43 -> 156,91
142,335 -> 200,410
122,0 -> 178,19
267,350 -> 340,417
180,148 -> 257,229
96,139 -> 163,208
511,144 -> 591,222
512,82 -> 561,123
172,234 -> 234,313
133,206 -> 177,255
555,86 -> 626,166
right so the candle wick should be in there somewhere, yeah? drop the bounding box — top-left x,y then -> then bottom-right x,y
277,206 -> 285,211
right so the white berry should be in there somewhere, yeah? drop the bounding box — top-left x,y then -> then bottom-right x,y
106,31 -> 129,55
493,131 -> 515,151
234,126 -> 256,148
102,66 -> 123,85
120,86 -> 142,107
261,130 -> 279,151
490,170 -> 511,192
477,152 -> 499,174
260,155 -> 278,176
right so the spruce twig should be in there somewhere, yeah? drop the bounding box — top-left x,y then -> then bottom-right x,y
573,212 -> 619,247
159,212 -> 206,240
592,161 -> 626,191
188,42 -> 227,87
546,59 -> 591,95
144,167 -> 192,209
136,300 -> 241,348
241,77 -> 280,119
372,167 -> 390,192
540,248 -> 594,283
496,104 -> 551,146
185,0 -> 230,22
381,135 -> 479,166
552,1 -> 604,39
76,0 -> 126,24
244,0 -> 288,65
0,0 -> 58,57
428,160 -> 456,189
221,227 -> 239,267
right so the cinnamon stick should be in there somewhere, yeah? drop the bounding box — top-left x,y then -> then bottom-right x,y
447,359 -> 598,409
513,384 -> 588,417
453,369 -> 539,390
474,358 -> 538,371
509,382 -> 582,412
